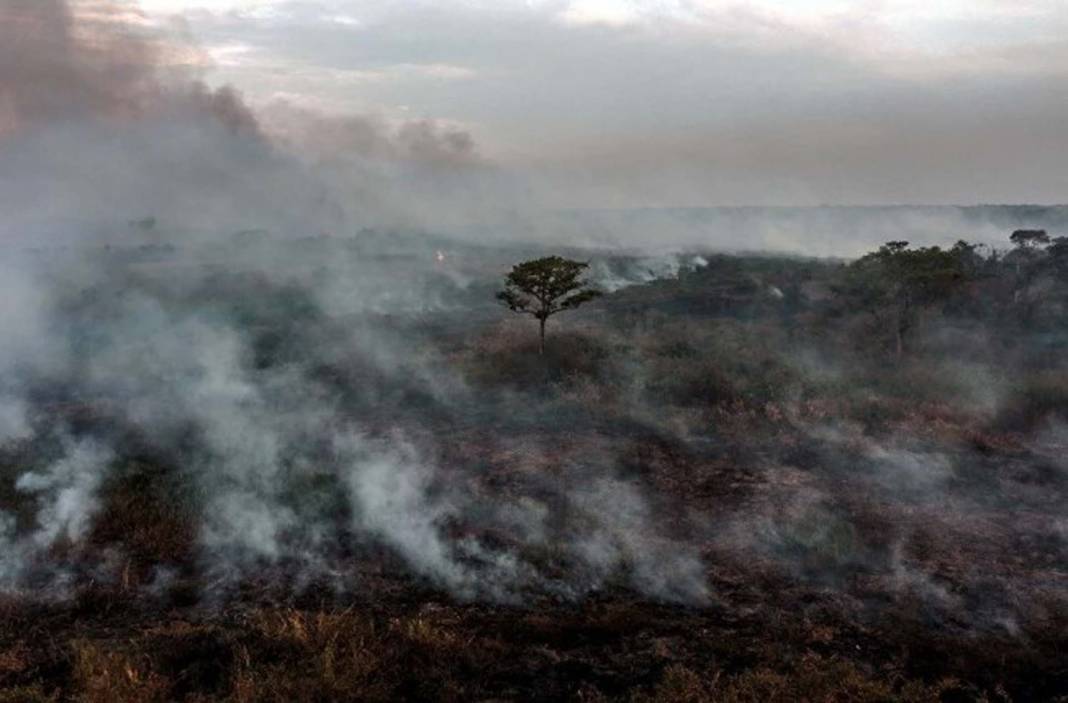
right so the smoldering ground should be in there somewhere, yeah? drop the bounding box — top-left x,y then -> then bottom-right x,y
0,0 -> 705,604
4,231 -> 1067,637
0,236 -> 725,603
1,5 -> 1067,702
1,0 -> 1067,643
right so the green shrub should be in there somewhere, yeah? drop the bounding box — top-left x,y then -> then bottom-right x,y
640,320 -> 800,410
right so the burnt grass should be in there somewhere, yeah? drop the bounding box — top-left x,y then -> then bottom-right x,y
3,408 -> 1066,699
1,578 -> 1061,702
3,246 -> 1068,701
2,449 -> 1066,703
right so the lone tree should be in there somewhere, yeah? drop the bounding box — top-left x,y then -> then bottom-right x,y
1010,229 -> 1050,249
496,256 -> 601,355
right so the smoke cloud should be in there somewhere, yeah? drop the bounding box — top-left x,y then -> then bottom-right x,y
1,1 -> 1066,635
0,0 -> 709,606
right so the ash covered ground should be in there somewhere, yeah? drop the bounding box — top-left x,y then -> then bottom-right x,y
3,1 -> 1068,699
1,231 -> 1068,701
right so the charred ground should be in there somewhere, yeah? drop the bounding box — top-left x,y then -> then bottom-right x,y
1,232 -> 1067,701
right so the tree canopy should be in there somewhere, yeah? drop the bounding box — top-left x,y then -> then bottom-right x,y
835,241 -> 971,359
1010,229 -> 1050,249
496,256 -> 601,354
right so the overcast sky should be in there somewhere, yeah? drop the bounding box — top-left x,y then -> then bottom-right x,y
26,1 -> 1068,206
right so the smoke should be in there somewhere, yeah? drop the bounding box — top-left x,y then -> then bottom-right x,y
0,0 -> 257,136
2,0 -> 1067,633
3,0 -> 1060,255
588,253 -> 708,293
0,0 -> 154,135
0,0 -> 517,245
0,435 -> 112,592
521,205 -> 1068,257
0,397 -> 30,442
15,438 -> 112,549
0,231 -> 714,603
0,0 -> 296,239
261,102 -> 476,166
568,478 -> 708,601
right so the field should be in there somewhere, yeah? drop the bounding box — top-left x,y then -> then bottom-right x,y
1,233 -> 1067,701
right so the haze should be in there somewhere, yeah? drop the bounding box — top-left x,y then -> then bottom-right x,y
3,3 -> 1068,699
127,0 -> 1068,207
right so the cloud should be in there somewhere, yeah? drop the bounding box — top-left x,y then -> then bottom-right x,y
126,0 -> 1068,206
558,0 -> 645,26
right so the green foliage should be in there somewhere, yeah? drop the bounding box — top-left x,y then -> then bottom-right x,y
497,255 -> 602,353
835,241 -> 972,359
1047,236 -> 1068,277
641,320 -> 801,409
1010,229 -> 1050,248
846,241 -> 969,309
497,256 -> 601,321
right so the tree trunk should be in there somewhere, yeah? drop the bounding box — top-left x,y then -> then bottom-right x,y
894,294 -> 911,364
538,318 -> 546,356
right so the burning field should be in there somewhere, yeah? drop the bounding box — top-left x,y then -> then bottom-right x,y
3,1 -> 1068,700
0,235 -> 1067,701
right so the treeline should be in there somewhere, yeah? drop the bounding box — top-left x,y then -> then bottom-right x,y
597,230 -> 1068,364
829,230 -> 1068,360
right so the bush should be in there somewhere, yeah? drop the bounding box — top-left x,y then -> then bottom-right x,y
640,320 -> 800,410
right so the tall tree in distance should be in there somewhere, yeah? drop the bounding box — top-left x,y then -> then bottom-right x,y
1008,229 -> 1051,280
835,241 -> 970,361
497,256 -> 602,355
1009,229 -> 1050,249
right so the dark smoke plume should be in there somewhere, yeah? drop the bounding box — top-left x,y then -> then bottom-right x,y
0,0 -> 261,138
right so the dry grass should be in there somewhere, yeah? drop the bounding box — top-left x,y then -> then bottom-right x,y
70,640 -> 169,703
635,656 -> 973,703
3,600 -> 1020,702
4,251 -> 1068,702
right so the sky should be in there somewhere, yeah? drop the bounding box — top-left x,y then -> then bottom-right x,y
9,0 -> 1068,207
